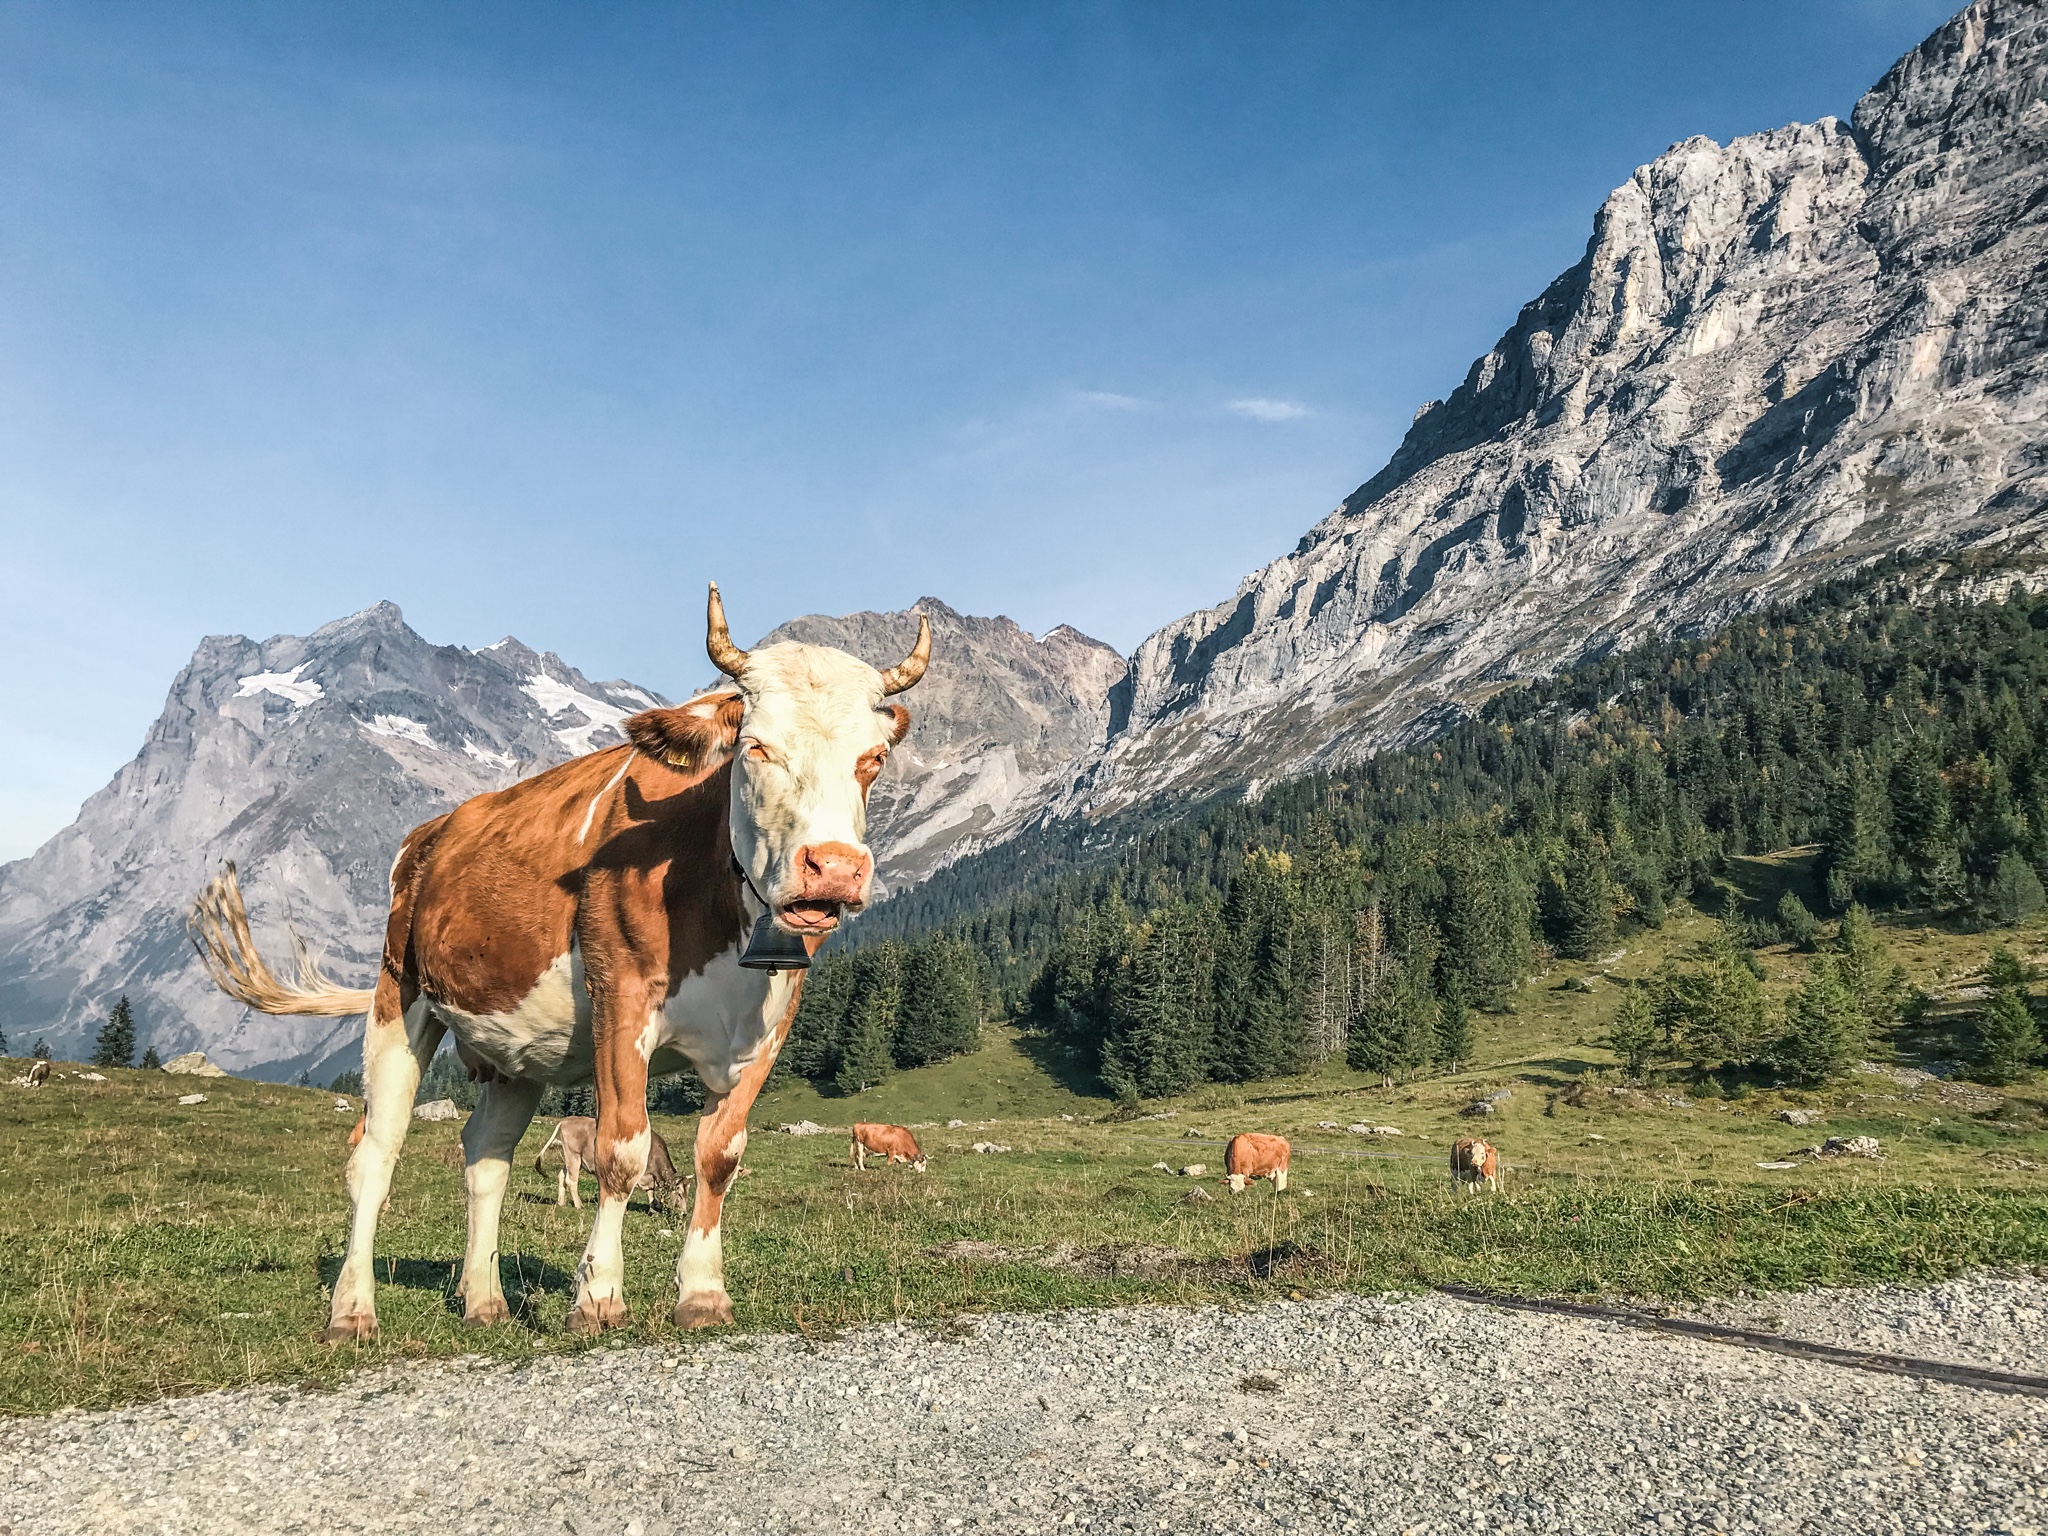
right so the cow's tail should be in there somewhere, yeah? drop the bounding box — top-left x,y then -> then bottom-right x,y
535,1120 -> 564,1176
187,862 -> 376,1017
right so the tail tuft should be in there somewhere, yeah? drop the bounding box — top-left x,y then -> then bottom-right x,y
187,862 -> 375,1018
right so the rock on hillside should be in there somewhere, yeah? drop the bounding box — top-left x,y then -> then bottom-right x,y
0,603 -> 667,1078
1020,0 -> 2048,830
759,599 -> 1122,887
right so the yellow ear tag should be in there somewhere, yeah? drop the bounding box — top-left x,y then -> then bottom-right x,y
666,749 -> 692,768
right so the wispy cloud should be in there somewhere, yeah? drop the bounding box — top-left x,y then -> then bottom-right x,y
1074,390 -> 1151,411
1228,398 -> 1310,422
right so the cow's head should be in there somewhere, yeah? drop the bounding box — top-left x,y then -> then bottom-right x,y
695,582 -> 927,937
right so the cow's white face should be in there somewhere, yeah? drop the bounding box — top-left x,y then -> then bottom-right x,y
726,641 -> 908,935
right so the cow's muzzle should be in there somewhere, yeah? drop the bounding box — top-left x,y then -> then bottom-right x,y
777,842 -> 871,932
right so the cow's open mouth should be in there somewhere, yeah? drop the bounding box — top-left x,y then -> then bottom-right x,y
778,900 -> 843,933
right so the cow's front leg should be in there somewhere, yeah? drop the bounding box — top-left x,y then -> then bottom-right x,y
674,986 -> 798,1329
568,983 -> 658,1337
457,1076 -> 544,1326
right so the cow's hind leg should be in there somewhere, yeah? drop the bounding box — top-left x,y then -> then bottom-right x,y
457,1076 -> 544,1326
329,993 -> 443,1342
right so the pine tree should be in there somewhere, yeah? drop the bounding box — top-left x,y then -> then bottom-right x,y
1973,986 -> 2041,1085
92,996 -> 136,1069
1891,743 -> 1966,910
833,946 -> 902,1095
1433,976 -> 1474,1072
896,936 -> 983,1068
1822,754 -> 1892,910
1677,924 -> 1769,1067
1987,851 -> 2046,927
0,1027 -> 8,1056
1604,986 -> 1660,1079
1397,982 -> 1440,1082
140,1045 -> 161,1070
1102,904 -> 1212,1100
1773,956 -> 1863,1087
1346,981 -> 1400,1087
1554,835 -> 1617,960
31,1039 -> 50,1061
1214,853 -> 1308,1081
1833,905 -> 1903,1037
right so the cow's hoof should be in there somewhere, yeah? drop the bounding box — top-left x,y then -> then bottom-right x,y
464,1297 -> 511,1327
320,1313 -> 377,1344
673,1292 -> 735,1330
566,1296 -> 630,1337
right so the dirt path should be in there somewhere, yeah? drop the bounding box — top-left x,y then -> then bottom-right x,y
2,1275 -> 2042,1535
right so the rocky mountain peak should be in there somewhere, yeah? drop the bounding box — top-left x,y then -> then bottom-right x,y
988,0 -> 2048,840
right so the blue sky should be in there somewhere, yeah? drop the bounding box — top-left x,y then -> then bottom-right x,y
0,0 -> 1960,859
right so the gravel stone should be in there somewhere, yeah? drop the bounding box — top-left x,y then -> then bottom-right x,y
2,1275 -> 2042,1534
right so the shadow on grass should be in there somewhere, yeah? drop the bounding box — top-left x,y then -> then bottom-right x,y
314,1252 -> 578,1323
1012,1033 -> 1107,1099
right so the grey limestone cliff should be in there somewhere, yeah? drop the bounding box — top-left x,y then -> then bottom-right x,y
1016,0 -> 2048,831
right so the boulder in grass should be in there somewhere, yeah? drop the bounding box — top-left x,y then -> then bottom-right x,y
778,1120 -> 828,1137
412,1098 -> 461,1122
176,1093 -> 208,1106
162,1051 -> 228,1077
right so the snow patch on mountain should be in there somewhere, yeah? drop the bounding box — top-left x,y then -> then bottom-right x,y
519,674 -> 636,755
233,663 -> 323,709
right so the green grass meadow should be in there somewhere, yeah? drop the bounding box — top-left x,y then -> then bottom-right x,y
4,894 -> 2047,1416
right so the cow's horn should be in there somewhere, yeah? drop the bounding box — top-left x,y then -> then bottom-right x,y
706,582 -> 750,678
878,612 -> 932,695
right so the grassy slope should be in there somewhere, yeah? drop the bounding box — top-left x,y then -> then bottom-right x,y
3,889 -> 2045,1416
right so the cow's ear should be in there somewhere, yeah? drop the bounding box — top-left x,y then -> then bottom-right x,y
879,703 -> 911,746
626,691 -> 744,773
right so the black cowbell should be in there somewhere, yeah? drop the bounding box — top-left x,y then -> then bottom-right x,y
738,912 -> 813,971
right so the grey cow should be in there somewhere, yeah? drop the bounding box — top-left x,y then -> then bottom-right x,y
536,1116 -> 688,1213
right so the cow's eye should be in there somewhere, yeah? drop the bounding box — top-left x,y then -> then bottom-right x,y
742,740 -> 775,764
855,749 -> 887,787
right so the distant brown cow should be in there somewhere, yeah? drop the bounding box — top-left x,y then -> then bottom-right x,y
1450,1137 -> 1501,1193
851,1122 -> 926,1172
1224,1133 -> 1290,1193
24,1060 -> 50,1089
539,1116 -> 688,1212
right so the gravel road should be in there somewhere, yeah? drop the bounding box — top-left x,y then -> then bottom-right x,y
3,1275 -> 2042,1536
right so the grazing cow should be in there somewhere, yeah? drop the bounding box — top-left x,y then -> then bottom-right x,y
850,1122 -> 926,1172
189,584 -> 929,1340
1224,1133 -> 1290,1193
1450,1137 -> 1501,1193
539,1115 -> 688,1211
25,1059 -> 50,1088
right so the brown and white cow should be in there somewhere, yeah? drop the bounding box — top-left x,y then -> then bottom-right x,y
189,584 -> 928,1340
1450,1137 -> 1501,1193
850,1122 -> 926,1172
1224,1132 -> 1290,1193
538,1114 -> 688,1211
